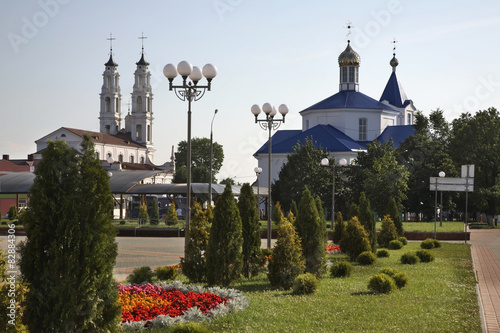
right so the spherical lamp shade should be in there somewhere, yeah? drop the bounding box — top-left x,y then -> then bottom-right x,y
254,166 -> 262,174
439,171 -> 446,178
278,104 -> 289,115
339,158 -> 348,166
189,66 -> 203,82
262,103 -> 273,115
107,156 -> 114,164
270,106 -> 277,117
177,61 -> 193,77
163,63 -> 178,79
321,158 -> 329,166
202,63 -> 218,79
251,104 -> 262,116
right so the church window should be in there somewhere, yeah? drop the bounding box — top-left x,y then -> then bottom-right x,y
147,125 -> 151,142
349,67 -> 355,82
118,154 -> 123,163
137,96 -> 143,112
116,99 -> 119,113
341,67 -> 348,83
140,156 -> 145,164
130,155 -> 134,163
105,97 -> 111,112
105,125 -> 110,134
359,118 -> 367,140
107,75 -> 111,88
107,152 -> 112,159
96,152 -> 100,160
407,113 -> 412,125
136,124 -> 142,141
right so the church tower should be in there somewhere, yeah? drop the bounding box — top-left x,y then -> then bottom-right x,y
99,35 -> 122,135
126,35 -> 155,162
338,40 -> 360,92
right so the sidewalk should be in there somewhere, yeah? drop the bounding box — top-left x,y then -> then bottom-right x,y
470,228 -> 500,333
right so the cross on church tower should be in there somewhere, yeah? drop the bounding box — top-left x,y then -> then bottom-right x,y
138,32 -> 147,52
392,38 -> 398,56
344,21 -> 354,42
107,33 -> 116,54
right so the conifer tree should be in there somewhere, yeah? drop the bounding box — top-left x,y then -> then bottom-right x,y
378,215 -> 398,248
268,211 -> 305,290
339,216 -> 372,261
289,200 -> 298,219
348,202 -> 359,220
332,211 -> 344,244
165,201 -> 178,224
138,202 -> 149,224
181,202 -> 210,282
296,188 -> 327,277
273,201 -> 285,228
237,183 -> 261,278
19,136 -> 120,332
359,192 -> 377,252
206,183 -> 243,286
150,196 -> 160,224
387,197 -> 403,236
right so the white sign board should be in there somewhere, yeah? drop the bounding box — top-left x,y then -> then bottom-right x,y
429,177 -> 474,192
461,164 -> 475,178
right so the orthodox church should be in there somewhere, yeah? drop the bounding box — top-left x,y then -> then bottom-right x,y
34,40 -> 172,172
254,40 -> 416,186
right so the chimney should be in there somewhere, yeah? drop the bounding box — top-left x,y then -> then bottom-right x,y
2,154 -> 9,160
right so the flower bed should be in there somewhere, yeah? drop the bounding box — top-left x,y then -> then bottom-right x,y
119,281 -> 249,330
327,244 -> 341,254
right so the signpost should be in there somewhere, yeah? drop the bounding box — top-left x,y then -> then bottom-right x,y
429,165 -> 474,243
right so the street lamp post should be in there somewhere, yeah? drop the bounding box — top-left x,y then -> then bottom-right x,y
434,171 -> 445,239
321,157 -> 347,235
163,61 -> 217,249
254,166 -> 262,217
208,109 -> 218,206
251,103 -> 289,249
439,171 -> 445,228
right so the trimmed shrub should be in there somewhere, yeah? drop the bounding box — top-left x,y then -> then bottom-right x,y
156,265 -> 180,281
388,240 -> 403,250
165,202 -> 178,225
368,273 -> 396,294
387,197 -> 403,236
332,211 -> 344,244
379,267 -> 397,277
376,249 -> 390,258
358,192 -> 377,252
119,220 -> 126,225
399,236 -> 408,245
169,322 -> 211,333
357,251 -> 377,266
330,261 -> 352,278
238,183 -> 262,278
127,266 -> 155,284
432,239 -> 442,248
339,216 -> 371,261
377,215 -> 398,248
293,273 -> 319,295
393,272 -> 409,289
401,251 -> 420,265
7,205 -> 18,220
416,249 -> 435,263
421,238 -> 435,249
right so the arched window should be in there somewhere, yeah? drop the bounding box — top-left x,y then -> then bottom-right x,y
118,154 -> 123,163
130,155 -> 134,163
136,124 -> 142,141
105,97 -> 111,112
359,118 -> 367,140
137,96 -> 142,112
105,125 -> 110,134
140,156 -> 145,164
107,75 -> 111,89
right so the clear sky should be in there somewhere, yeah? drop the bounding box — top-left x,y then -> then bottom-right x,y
1,0 -> 500,183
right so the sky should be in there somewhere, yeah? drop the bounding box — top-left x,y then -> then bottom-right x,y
1,0 -> 500,183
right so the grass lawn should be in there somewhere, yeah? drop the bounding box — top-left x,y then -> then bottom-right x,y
146,242 -> 480,333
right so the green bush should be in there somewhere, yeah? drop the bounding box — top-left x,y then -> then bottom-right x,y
119,220 -> 126,225
379,267 -> 397,277
156,265 -> 180,280
388,240 -> 403,250
377,215 -> 398,248
7,205 -> 18,220
401,251 -> 420,265
416,249 -> 435,263
127,266 -> 155,284
368,273 -> 396,294
293,273 -> 319,295
339,216 -> 372,261
376,249 -> 390,258
399,237 -> 408,245
330,261 -> 352,278
432,239 -> 441,248
357,251 -> 377,266
420,238 -> 435,249
393,272 -> 409,289
169,322 -> 211,333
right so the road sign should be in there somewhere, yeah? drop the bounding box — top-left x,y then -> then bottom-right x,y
429,177 -> 474,192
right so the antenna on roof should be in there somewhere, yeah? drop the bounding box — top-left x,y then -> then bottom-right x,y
344,21 -> 354,42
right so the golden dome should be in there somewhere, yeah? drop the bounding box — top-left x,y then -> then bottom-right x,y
390,54 -> 399,68
338,41 -> 360,66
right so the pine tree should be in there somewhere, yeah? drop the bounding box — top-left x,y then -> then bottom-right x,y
273,201 -> 285,228
165,201 -> 178,225
348,202 -> 359,220
268,211 -> 305,290
150,196 -> 160,224
289,200 -> 298,219
237,183 -> 261,278
296,188 -> 327,277
206,183 -> 243,286
181,202 -> 210,282
387,197 -> 403,236
138,201 -> 149,225
378,215 -> 398,248
332,211 -> 344,244
359,192 -> 377,252
339,216 -> 372,261
19,136 -> 120,332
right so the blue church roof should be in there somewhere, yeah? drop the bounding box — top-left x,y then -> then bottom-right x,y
379,71 -> 410,108
376,125 -> 415,148
301,90 -> 399,113
254,124 -> 367,156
